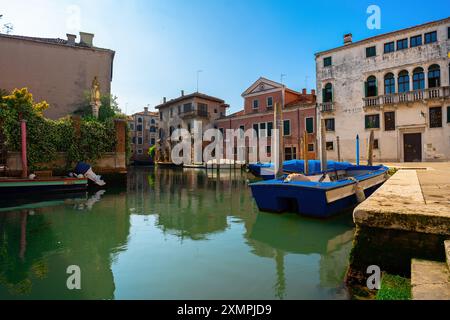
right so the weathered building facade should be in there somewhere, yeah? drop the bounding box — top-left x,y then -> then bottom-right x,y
0,32 -> 115,119
128,107 -> 159,163
216,77 -> 317,161
316,17 -> 450,162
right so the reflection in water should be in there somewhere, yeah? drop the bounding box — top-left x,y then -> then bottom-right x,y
0,167 -> 354,299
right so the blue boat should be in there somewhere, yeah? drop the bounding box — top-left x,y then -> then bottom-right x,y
248,160 -> 353,180
249,164 -> 389,218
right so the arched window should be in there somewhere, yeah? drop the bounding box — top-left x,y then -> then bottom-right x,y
365,76 -> 378,97
151,119 -> 156,125
138,117 -> 143,123
428,64 -> 441,88
323,83 -> 333,103
384,73 -> 395,94
413,67 -> 425,90
150,126 -> 156,133
398,70 -> 409,93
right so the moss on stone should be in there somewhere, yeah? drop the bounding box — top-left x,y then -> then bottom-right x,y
376,274 -> 411,300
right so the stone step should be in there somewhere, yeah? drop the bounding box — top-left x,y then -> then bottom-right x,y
445,241 -> 450,271
411,259 -> 450,300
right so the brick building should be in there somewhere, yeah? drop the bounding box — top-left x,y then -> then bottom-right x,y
128,107 -> 159,163
215,77 -> 317,161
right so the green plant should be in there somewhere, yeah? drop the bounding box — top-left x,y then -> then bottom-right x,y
376,274 -> 411,300
0,88 -> 118,170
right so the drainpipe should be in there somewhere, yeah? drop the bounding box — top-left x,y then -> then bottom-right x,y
20,119 -> 28,178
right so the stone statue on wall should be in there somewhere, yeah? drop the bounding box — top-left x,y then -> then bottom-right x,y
90,76 -> 101,118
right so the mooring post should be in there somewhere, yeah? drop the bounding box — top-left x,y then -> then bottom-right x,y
337,136 -> 341,162
303,132 -> 309,175
320,118 -> 327,172
274,102 -> 284,178
368,130 -> 374,166
356,134 -> 360,166
20,119 -> 28,178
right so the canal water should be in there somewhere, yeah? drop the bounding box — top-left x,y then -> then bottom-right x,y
0,167 -> 355,300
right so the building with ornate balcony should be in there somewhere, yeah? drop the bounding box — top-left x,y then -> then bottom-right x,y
155,91 -> 228,160
315,17 -> 450,162
128,107 -> 159,163
215,77 -> 317,161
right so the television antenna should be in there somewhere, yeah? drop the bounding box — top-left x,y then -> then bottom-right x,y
280,74 -> 287,85
3,23 -> 13,34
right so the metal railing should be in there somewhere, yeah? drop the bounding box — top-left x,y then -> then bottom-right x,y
180,109 -> 209,118
319,102 -> 334,113
363,86 -> 450,108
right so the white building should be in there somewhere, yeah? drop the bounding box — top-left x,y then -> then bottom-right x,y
316,17 -> 450,162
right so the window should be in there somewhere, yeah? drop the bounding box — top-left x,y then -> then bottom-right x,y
324,118 -> 335,131
429,107 -> 442,128
448,27 -> 450,39
384,41 -> 395,53
410,35 -> 422,47
198,103 -> 208,116
150,138 -> 156,145
170,108 -> 173,117
137,124 -> 143,131
384,73 -> 395,94
428,64 -> 441,88
138,117 -> 143,123
159,112 -> 163,120
413,67 -> 425,90
305,117 -> 314,134
283,120 -> 291,136
239,125 -> 245,138
253,123 -> 259,137
424,31 -> 437,44
151,119 -> 155,124
150,126 -> 156,133
366,46 -> 376,58
307,144 -> 314,152
129,123 -> 135,130
266,146 -> 271,154
447,106 -> 450,123
137,149 -> 143,154
214,109 -> 217,113
365,76 -> 378,97
138,137 -> 143,145
183,103 -> 192,113
253,99 -> 259,109
326,141 -> 334,151
132,137 -> 136,144
384,112 -> 395,131
365,114 -> 380,129
373,139 -> 379,150
284,147 -> 297,161
397,38 -> 408,50
398,70 -> 410,93
219,127 -> 224,135
267,97 -> 273,108
267,122 -> 273,137
323,56 -> 332,67
178,105 -> 181,114
323,83 -> 333,103
259,122 -> 267,138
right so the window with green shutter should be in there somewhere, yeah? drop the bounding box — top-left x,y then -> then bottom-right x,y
365,114 -> 380,129
305,117 -> 314,134
447,106 -> 450,123
283,120 -> 290,136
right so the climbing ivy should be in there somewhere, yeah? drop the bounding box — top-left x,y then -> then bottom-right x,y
0,88 -> 117,171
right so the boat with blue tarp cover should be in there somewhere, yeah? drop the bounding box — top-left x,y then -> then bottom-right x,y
248,160 -> 353,180
249,164 -> 389,218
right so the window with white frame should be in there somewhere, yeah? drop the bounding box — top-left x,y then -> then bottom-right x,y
267,97 -> 273,108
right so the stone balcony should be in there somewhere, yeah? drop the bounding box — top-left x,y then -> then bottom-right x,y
319,102 -> 335,113
363,86 -> 450,109
179,109 -> 209,119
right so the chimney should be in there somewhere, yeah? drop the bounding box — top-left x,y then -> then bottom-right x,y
181,90 -> 184,97
163,97 -> 167,103
311,89 -> 316,96
302,88 -> 307,95
344,33 -> 353,45
144,107 -> 148,114
66,33 -> 77,45
79,32 -> 94,47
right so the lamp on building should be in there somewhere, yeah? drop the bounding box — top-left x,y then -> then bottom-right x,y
420,111 -> 426,118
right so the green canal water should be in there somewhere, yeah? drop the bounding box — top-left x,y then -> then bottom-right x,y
0,168 -> 355,300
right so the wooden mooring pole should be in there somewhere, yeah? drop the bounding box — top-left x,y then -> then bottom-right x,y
368,130 -> 374,166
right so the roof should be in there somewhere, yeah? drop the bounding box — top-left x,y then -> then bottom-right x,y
0,33 -> 115,54
155,92 -> 226,109
242,77 -> 301,97
132,110 -> 158,117
315,16 -> 450,57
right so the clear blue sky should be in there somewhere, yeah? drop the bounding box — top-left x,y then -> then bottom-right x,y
1,0 -> 449,115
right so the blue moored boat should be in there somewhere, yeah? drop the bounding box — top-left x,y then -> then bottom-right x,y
249,164 -> 388,218
247,160 -> 353,180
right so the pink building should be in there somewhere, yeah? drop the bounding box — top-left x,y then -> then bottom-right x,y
215,77 -> 317,160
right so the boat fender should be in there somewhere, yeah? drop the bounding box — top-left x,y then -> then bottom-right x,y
348,177 -> 366,203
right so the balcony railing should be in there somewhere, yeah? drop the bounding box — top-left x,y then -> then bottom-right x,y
363,86 -> 450,108
180,109 -> 209,118
319,102 -> 334,113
